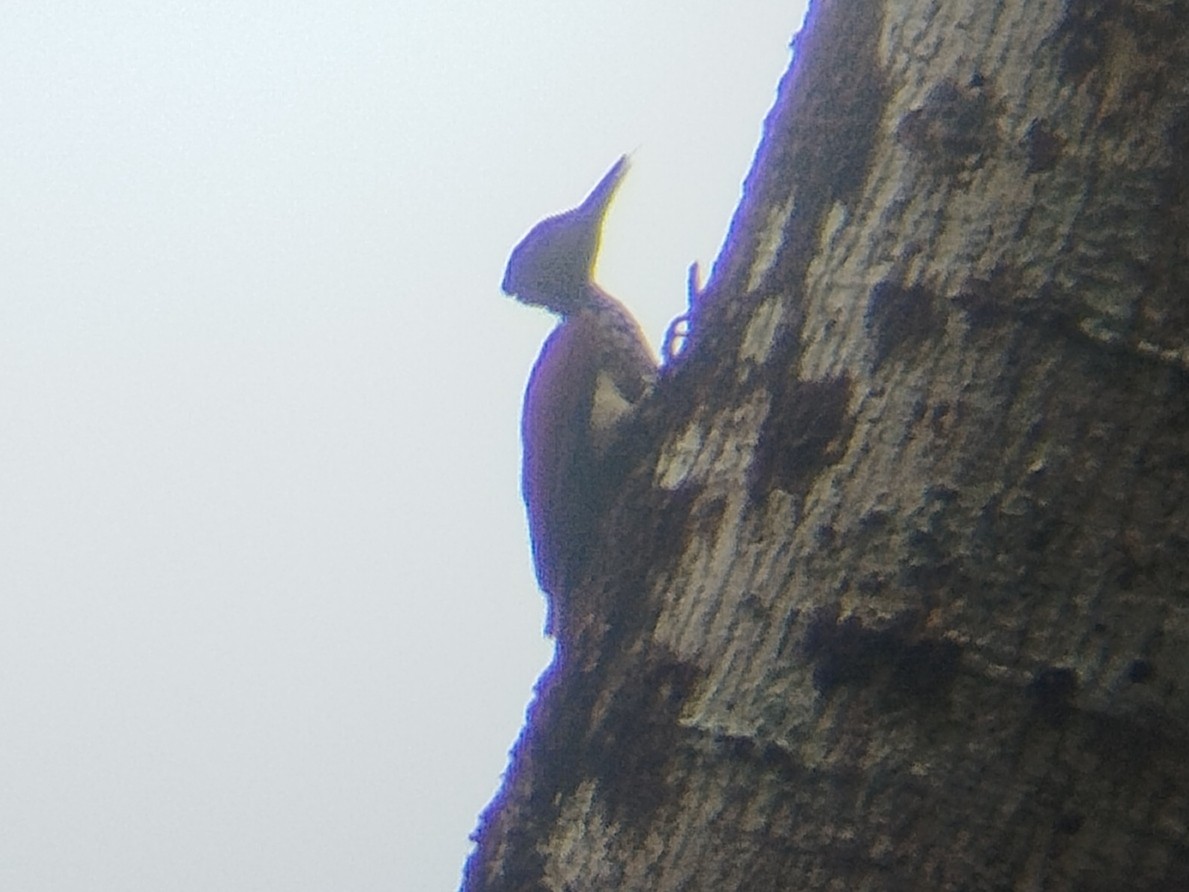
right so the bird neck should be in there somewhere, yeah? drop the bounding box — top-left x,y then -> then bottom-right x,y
564,282 -> 624,320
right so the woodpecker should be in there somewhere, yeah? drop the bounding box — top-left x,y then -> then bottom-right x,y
502,156 -> 656,607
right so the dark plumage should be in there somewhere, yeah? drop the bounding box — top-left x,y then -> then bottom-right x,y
503,158 -> 656,605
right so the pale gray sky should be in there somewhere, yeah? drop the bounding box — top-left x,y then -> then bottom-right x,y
1,3 -> 806,889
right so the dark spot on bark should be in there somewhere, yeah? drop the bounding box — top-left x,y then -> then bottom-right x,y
1028,666 -> 1079,726
1052,0 -> 1111,84
821,65 -> 889,211
1059,28 -> 1102,84
803,608 -> 862,691
889,638 -> 962,702
901,559 -> 957,601
926,483 -> 960,504
1115,556 -> 1139,590
865,280 -> 942,370
718,733 -> 757,760
909,395 -> 929,424
859,507 -> 891,531
930,402 -> 953,436
954,277 -> 1000,329
593,654 -> 701,828
1023,118 -> 1065,173
814,523 -> 837,548
717,734 -> 802,784
1166,109 -> 1189,157
895,78 -> 996,173
804,608 -> 959,706
954,264 -> 1027,331
749,374 -> 854,502
856,573 -> 885,595
692,494 -> 728,539
759,741 -> 800,777
1127,659 -> 1154,683
648,483 -> 701,577
1025,520 -> 1059,553
1054,812 -> 1085,835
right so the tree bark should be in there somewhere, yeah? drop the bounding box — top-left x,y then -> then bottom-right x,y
466,0 -> 1189,889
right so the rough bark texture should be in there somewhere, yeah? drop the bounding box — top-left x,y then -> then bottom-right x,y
466,0 -> 1189,889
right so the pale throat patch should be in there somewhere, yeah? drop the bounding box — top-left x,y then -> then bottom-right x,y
589,370 -> 635,456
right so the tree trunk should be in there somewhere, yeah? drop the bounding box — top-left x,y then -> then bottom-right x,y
465,1 -> 1189,889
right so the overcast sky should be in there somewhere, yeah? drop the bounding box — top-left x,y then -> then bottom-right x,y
1,3 -> 807,889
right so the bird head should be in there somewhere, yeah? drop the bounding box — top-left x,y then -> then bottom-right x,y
502,155 -> 629,316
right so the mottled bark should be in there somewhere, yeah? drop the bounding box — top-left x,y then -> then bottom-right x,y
466,0 -> 1189,889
